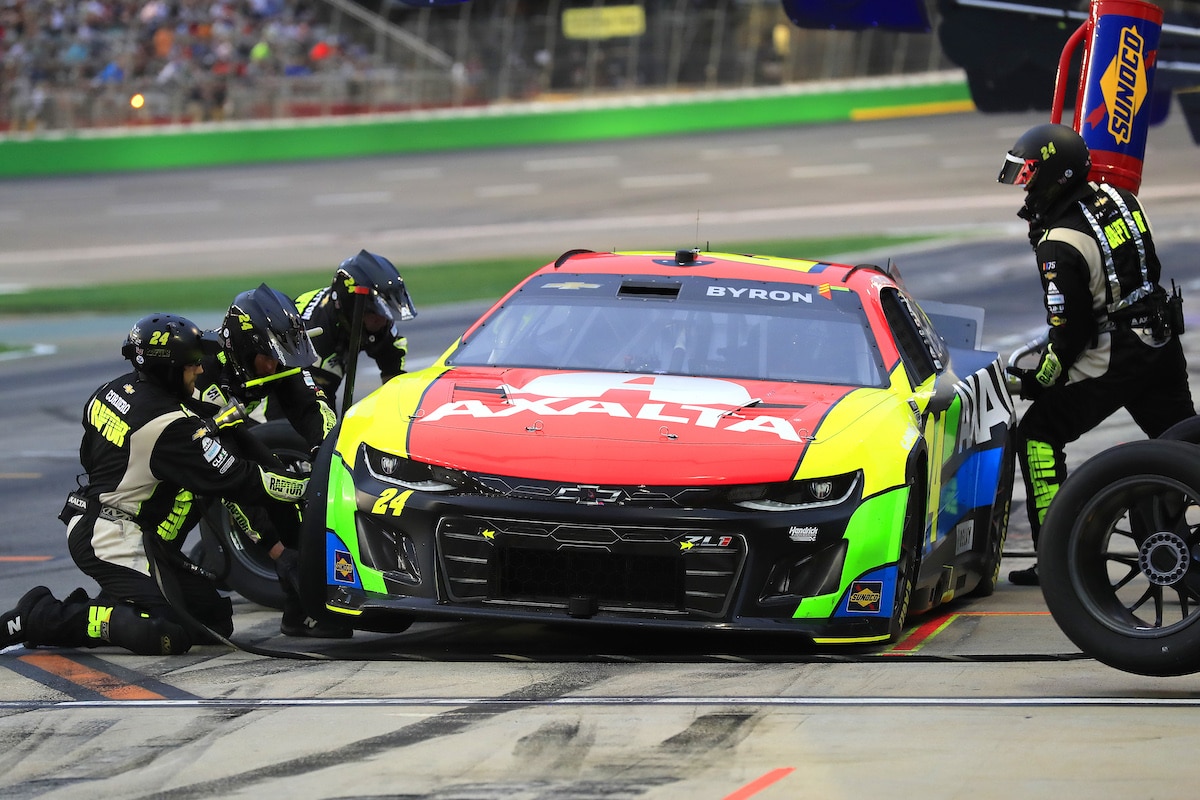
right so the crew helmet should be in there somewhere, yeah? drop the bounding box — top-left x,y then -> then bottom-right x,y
220,283 -> 318,383
121,313 -> 206,399
998,123 -> 1091,221
329,250 -> 417,328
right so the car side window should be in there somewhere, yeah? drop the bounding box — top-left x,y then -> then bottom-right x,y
879,288 -> 943,386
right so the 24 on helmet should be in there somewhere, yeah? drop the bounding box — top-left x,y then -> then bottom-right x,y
998,123 -> 1092,222
121,313 -> 206,399
329,250 -> 417,328
221,283 -> 318,383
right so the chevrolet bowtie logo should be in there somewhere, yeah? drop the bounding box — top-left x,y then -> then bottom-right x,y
553,485 -> 623,505
543,281 -> 601,290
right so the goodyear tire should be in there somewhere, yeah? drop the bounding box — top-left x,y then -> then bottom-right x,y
1039,440 -> 1200,676
889,478 -> 923,641
196,504 -> 286,610
970,437 -> 1015,598
1160,414 -> 1200,445
194,420 -> 310,610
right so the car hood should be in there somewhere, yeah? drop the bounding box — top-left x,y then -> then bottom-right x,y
346,367 -> 900,485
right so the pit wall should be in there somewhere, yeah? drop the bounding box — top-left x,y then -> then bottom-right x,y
0,73 -> 971,179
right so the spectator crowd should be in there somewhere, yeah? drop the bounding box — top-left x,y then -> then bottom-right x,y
0,0 -> 364,129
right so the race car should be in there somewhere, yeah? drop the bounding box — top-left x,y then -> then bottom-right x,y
298,248 -> 1016,645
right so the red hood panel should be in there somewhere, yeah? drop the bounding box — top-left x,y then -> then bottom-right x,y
407,369 -> 856,484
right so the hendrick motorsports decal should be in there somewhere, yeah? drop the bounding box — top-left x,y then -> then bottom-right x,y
420,373 -> 813,442
788,525 -> 819,543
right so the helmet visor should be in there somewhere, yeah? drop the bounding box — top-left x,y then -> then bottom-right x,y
264,325 -> 318,369
371,284 -> 417,325
998,152 -> 1037,186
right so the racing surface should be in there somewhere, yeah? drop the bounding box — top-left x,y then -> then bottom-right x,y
2,109 -> 1200,798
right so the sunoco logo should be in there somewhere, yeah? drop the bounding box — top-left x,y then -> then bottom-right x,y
334,550 -> 355,583
1098,25 -> 1148,145
847,581 -> 883,613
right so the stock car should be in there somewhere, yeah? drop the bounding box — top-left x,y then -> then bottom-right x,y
298,248 -> 1016,645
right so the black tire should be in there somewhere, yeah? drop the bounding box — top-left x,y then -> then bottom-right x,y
1040,440 -> 1200,676
194,420 -> 311,611
1159,414 -> 1200,445
889,475 -> 924,641
969,438 -> 1015,598
197,506 -> 286,609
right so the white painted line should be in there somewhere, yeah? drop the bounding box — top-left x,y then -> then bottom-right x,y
108,201 -> 222,216
7,694 -> 1200,710
854,133 -> 934,149
0,344 -> 56,362
620,173 -> 712,189
789,163 -> 872,179
312,191 -> 394,206
475,184 -> 541,198
524,155 -> 619,172
0,233 -> 344,264
3,183 -> 1194,267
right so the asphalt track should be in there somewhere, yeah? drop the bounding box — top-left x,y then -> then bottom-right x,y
1,108 -> 1200,798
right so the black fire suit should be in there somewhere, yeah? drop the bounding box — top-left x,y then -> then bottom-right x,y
1015,182 -> 1194,544
294,286 -> 407,406
13,370 -> 309,655
195,349 -> 336,454
192,349 -> 336,555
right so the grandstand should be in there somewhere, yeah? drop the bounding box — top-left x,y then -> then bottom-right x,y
0,0 -> 954,132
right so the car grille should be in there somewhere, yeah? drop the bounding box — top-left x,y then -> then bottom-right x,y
472,474 -> 713,508
437,516 -> 744,617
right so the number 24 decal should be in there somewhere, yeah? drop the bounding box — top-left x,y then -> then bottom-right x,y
372,487 -> 412,516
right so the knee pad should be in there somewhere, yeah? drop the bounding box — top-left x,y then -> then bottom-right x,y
103,606 -> 192,656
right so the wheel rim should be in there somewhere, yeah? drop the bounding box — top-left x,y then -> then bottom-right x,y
229,527 -> 279,579
1068,475 -> 1200,638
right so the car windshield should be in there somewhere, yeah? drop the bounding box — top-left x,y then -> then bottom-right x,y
448,272 -> 885,386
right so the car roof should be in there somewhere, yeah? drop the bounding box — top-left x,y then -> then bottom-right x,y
530,249 -> 904,292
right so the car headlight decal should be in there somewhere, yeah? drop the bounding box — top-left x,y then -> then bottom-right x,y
361,443 -> 456,492
809,479 -> 835,501
731,471 -> 860,511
